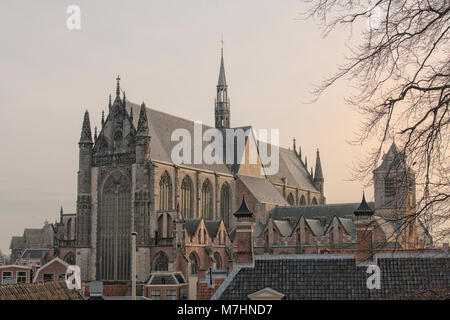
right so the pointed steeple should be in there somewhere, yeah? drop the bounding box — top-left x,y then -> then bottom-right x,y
314,149 -> 324,181
354,192 -> 374,217
129,105 -> 133,123
234,196 -> 253,218
137,102 -> 149,136
116,75 -> 121,97
79,110 -> 93,143
218,44 -> 227,87
215,41 -> 230,129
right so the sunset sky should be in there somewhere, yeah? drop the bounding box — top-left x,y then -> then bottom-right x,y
0,0 -> 379,253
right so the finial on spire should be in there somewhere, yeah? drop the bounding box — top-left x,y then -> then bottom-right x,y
130,106 -> 133,122
101,110 -> 105,128
108,94 -> 112,110
293,138 -> 296,153
123,91 -> 126,107
94,126 -> 98,141
116,75 -> 121,97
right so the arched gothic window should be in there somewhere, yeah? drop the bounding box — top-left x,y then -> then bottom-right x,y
220,184 -> 231,227
63,252 -> 76,265
159,171 -> 172,211
300,195 -> 306,205
287,193 -> 294,205
181,176 -> 193,218
201,179 -> 213,219
311,197 -> 318,205
214,252 -> 222,269
189,252 -> 199,275
153,251 -> 169,271
98,170 -> 131,281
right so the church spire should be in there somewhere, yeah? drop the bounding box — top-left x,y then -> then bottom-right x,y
137,102 -> 149,136
79,110 -> 93,143
314,148 -> 325,203
116,75 -> 121,97
218,41 -> 227,87
314,148 -> 324,181
215,40 -> 230,129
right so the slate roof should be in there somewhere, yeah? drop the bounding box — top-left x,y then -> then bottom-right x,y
125,102 -> 318,194
270,202 -> 373,226
22,224 -> 54,248
185,219 -> 202,237
273,220 -> 292,237
127,102 -> 232,174
212,253 -> 450,300
205,221 -> 221,239
20,248 -> 53,260
0,280 -> 84,300
262,143 -> 319,192
238,174 -> 289,206
9,236 -> 23,250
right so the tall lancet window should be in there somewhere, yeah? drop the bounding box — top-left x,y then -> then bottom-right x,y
159,171 -> 172,211
201,179 -> 213,219
220,183 -> 231,227
181,176 -> 193,218
97,170 -> 131,281
287,193 -> 294,205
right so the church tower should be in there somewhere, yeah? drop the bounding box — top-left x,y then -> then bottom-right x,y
76,110 -> 93,247
215,44 -> 230,129
373,142 -> 417,248
314,149 -> 326,204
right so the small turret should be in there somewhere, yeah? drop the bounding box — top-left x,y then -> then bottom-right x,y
233,196 -> 255,264
314,149 -> 325,204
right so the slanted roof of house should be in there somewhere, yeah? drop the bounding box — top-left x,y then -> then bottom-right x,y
212,253 -> 450,300
205,220 -> 221,239
273,220 -> 292,237
238,174 -> 288,206
9,236 -> 23,250
304,219 -> 324,237
270,202 -> 374,226
20,248 -> 53,260
0,280 -> 84,300
33,258 -> 69,283
185,219 -> 202,237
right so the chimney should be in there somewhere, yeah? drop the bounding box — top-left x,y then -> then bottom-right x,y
354,192 -> 375,262
233,196 -> 255,264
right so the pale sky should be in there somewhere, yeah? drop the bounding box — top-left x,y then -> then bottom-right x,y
0,0 -> 373,253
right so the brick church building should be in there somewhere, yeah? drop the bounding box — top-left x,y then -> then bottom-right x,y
9,47 -> 433,299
